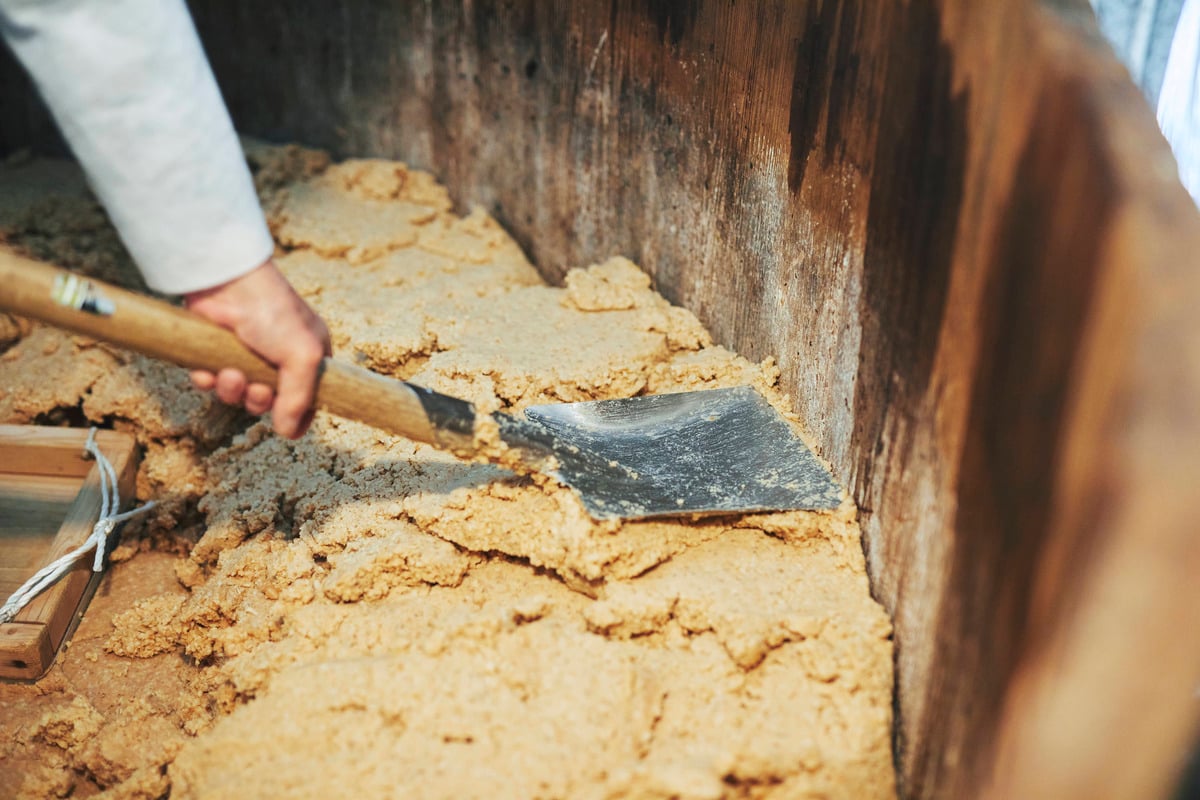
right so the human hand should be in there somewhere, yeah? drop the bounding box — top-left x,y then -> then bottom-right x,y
184,260 -> 331,438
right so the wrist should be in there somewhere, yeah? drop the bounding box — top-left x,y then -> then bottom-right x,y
183,259 -> 275,308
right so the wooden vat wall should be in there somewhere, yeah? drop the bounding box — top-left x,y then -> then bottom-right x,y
2,0 -> 1198,797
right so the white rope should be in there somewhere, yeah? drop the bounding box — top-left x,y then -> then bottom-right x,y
0,428 -> 155,624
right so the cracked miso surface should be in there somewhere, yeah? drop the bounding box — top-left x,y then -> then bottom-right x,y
0,144 -> 896,799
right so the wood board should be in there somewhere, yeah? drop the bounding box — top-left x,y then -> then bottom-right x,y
0,426 -> 138,680
2,0 -> 1198,795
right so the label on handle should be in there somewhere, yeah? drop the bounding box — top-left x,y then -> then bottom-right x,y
52,273 -> 115,316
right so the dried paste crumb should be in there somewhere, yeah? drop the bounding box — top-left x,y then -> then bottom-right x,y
0,150 -> 895,800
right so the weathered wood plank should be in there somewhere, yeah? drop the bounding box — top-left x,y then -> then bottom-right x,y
0,425 -> 132,477
15,432 -> 136,633
0,1 -> 1196,796
0,427 -> 138,680
0,622 -> 52,681
0,473 -> 79,596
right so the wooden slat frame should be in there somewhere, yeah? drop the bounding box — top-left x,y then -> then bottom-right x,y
0,426 -> 138,680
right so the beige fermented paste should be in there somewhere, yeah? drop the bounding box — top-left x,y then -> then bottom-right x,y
0,144 -> 896,799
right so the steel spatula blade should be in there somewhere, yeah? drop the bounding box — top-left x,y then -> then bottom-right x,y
498,385 -> 841,520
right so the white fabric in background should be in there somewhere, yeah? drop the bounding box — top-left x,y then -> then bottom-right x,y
0,0 -> 272,294
1158,0 -> 1200,204
1091,0 -> 1186,103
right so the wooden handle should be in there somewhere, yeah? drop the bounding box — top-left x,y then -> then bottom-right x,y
0,252 -> 477,449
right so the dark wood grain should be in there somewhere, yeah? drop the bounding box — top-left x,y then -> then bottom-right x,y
1,0 -> 1197,796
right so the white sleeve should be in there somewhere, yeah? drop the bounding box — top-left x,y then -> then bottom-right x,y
0,0 -> 273,295
1158,0 -> 1200,206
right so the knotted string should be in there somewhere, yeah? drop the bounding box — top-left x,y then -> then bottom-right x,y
0,428 -> 155,624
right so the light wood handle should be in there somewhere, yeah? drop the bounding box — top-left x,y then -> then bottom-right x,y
0,252 -> 477,449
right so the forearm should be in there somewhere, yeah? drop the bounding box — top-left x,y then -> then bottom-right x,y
0,0 -> 271,294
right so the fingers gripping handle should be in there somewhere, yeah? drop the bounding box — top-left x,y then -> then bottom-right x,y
0,253 -> 473,447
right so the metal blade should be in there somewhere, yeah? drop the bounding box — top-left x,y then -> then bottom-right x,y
495,385 -> 841,520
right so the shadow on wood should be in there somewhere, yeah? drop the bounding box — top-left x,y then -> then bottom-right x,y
1,0 -> 1197,796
